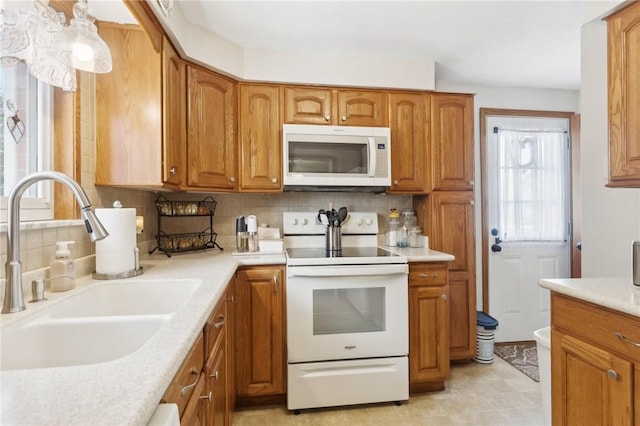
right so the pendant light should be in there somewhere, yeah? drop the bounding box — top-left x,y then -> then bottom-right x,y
56,0 -> 112,73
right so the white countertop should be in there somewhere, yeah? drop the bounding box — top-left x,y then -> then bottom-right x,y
0,245 -> 452,425
540,277 -> 640,317
0,250 -> 285,426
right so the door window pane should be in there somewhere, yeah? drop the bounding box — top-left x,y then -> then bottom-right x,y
313,287 -> 385,335
497,128 -> 568,243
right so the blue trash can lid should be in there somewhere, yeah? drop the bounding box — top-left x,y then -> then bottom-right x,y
477,311 -> 499,329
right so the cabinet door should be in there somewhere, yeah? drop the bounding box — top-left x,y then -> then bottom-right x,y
552,330 -> 633,426
388,93 -> 429,193
428,192 -> 476,360
606,2 -> 640,187
225,282 -> 236,420
409,284 -> 449,385
235,266 -> 285,397
337,90 -> 388,127
239,85 -> 282,191
431,94 -> 474,191
162,37 -> 185,188
187,66 -> 238,190
95,23 -> 162,186
283,87 -> 333,124
205,338 -> 227,426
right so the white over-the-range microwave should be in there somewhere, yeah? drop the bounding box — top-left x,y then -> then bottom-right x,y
282,124 -> 391,192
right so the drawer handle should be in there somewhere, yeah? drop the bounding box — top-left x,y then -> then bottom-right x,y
214,315 -> 225,329
180,368 -> 199,396
418,273 -> 438,278
607,369 -> 618,380
199,391 -> 212,403
615,332 -> 640,347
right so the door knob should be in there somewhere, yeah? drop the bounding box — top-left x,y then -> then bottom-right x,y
491,228 -> 502,252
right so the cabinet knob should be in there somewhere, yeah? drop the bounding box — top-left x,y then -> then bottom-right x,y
229,176 -> 236,183
271,177 -> 278,184
169,166 -> 177,174
324,115 -> 330,121
393,180 -> 399,186
341,115 -> 347,121
607,369 -> 618,380
199,391 -> 212,403
441,294 -> 447,300
209,370 -> 219,380
469,180 -> 475,186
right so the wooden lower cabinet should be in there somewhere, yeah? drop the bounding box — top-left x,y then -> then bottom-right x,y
409,262 -> 450,392
415,192 -> 476,361
551,293 -> 639,425
235,265 -> 286,404
162,284 -> 234,425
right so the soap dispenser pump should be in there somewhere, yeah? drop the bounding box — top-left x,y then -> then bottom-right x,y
50,241 -> 75,292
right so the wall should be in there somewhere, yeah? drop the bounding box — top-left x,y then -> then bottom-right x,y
148,1 -> 436,90
580,17 -> 640,278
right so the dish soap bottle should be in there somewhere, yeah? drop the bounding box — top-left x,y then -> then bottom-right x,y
50,241 -> 75,292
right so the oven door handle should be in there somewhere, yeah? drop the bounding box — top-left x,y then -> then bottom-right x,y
287,264 -> 408,277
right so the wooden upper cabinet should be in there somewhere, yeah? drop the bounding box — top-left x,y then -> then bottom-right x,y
606,2 -> 640,187
283,87 -> 332,124
283,87 -> 387,126
162,37 -> 186,188
186,66 -> 238,191
337,90 -> 388,126
430,94 -> 474,191
388,92 -> 429,193
95,23 -> 165,187
239,84 -> 282,192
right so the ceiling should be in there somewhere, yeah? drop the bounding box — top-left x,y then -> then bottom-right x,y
92,1 -> 588,90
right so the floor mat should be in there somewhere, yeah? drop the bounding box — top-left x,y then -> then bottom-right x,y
494,342 -> 540,382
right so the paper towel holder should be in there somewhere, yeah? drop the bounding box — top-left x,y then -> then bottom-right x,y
93,247 -> 144,280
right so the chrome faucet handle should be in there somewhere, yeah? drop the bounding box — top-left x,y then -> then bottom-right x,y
29,279 -> 47,303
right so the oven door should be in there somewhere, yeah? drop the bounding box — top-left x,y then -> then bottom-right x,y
286,263 -> 408,363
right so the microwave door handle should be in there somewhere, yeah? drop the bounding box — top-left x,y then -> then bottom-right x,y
368,137 -> 376,177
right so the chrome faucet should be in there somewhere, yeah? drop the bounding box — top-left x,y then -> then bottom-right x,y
2,172 -> 109,314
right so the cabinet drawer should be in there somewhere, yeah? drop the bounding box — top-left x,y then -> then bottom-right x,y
162,333 -> 205,416
552,293 -> 640,362
205,299 -> 227,359
409,263 -> 447,286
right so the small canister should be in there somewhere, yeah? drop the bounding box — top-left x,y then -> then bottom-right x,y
409,226 -> 424,248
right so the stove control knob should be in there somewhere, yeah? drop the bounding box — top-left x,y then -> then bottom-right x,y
365,218 -> 373,225
290,218 -> 298,225
302,218 -> 308,225
356,219 -> 363,226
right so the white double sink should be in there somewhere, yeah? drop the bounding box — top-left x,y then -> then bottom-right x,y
1,279 -> 202,371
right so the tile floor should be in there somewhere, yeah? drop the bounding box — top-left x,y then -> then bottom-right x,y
232,357 -> 544,425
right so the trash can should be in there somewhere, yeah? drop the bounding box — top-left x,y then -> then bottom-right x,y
534,326 -> 551,426
474,311 -> 499,364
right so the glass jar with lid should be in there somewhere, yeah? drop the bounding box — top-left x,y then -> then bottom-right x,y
409,226 -> 424,247
385,209 -> 400,247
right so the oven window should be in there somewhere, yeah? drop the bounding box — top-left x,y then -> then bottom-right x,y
312,287 -> 385,334
289,142 -> 367,174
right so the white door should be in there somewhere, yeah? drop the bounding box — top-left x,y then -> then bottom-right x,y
486,116 -> 571,342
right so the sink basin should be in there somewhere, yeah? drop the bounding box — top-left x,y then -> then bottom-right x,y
44,279 -> 202,318
0,279 -> 203,371
1,316 -> 168,370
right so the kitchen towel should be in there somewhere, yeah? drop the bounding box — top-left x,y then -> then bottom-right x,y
95,207 -> 137,274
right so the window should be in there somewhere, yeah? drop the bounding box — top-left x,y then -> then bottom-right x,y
496,124 -> 569,243
0,62 -> 54,222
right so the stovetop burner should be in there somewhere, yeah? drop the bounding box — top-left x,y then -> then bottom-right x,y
287,247 -> 400,259
286,246 -> 407,266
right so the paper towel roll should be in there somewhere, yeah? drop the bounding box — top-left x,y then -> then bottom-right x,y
95,208 -> 137,274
